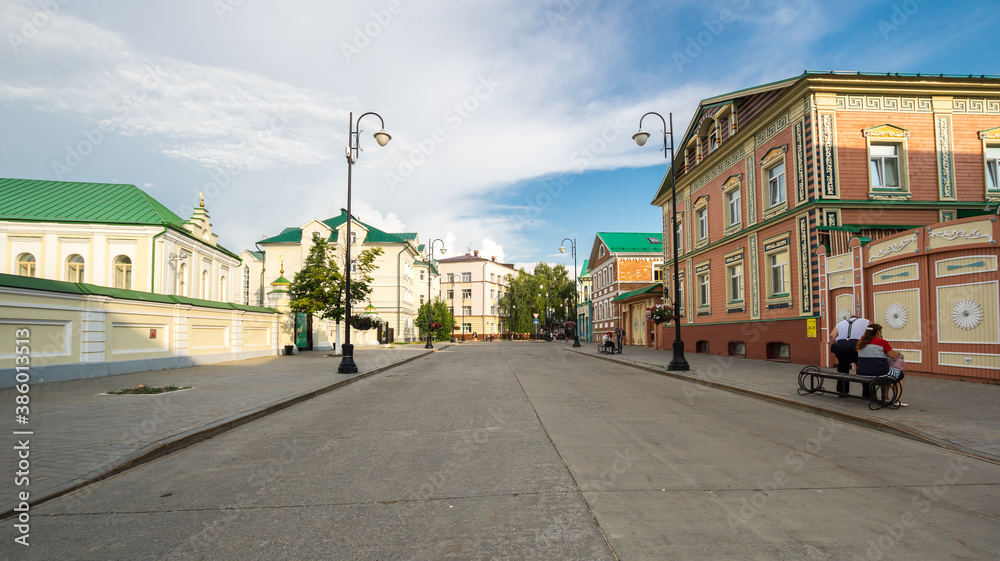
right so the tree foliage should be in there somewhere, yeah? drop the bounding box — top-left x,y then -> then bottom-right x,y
498,263 -> 576,333
288,232 -> 384,322
416,298 -> 455,341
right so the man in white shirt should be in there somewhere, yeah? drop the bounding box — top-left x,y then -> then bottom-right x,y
829,314 -> 870,397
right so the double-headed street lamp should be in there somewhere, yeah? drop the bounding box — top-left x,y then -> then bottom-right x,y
633,111 -> 689,371
424,238 -> 446,349
559,238 -> 581,348
339,111 -> 391,374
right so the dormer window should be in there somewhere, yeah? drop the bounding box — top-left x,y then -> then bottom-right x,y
708,124 -> 719,153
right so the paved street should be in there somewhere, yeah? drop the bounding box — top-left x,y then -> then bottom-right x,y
5,343 -> 1000,560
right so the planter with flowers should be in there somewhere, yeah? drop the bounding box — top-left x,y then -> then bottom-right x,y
350,314 -> 384,331
645,304 -> 675,325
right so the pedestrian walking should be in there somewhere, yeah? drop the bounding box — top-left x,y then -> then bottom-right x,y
615,327 -> 625,354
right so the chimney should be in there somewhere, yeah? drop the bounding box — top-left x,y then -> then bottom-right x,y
474,250 -> 479,257
491,256 -> 496,261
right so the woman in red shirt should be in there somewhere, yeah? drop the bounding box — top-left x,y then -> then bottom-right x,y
855,324 -> 907,407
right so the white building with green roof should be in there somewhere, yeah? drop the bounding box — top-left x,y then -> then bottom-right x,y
0,178 -> 280,386
0,178 -> 241,300
255,209 -> 427,350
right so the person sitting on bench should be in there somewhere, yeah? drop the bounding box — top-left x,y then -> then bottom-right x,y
855,323 -> 907,407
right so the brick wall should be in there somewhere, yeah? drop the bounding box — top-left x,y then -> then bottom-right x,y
655,318 -> 820,365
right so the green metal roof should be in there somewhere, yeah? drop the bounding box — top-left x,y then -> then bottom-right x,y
271,275 -> 291,285
0,178 -> 187,227
579,259 -> 590,279
259,227 -> 302,244
612,283 -> 663,302
598,233 -> 663,253
245,250 -> 264,261
323,210 -> 412,244
0,178 -> 241,259
0,273 -> 279,313
262,210 -> 417,248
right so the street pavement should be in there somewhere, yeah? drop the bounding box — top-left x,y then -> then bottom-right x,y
0,345 -> 438,518
4,342 -> 999,560
564,340 -> 1000,464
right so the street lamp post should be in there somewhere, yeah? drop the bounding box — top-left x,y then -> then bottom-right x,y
339,111 -> 391,374
559,238 -> 581,348
424,239 -> 445,349
633,111 -> 689,371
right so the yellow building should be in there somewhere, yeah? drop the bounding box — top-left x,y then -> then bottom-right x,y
0,178 -> 279,386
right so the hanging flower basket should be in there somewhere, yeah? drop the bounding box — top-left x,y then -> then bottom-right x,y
453,325 -> 460,330
565,321 -> 576,327
645,304 -> 675,325
350,315 -> 383,331
430,322 -> 443,330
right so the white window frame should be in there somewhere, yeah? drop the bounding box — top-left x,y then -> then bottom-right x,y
863,127 -> 910,195
764,247 -> 790,299
727,262 -> 743,303
66,254 -> 85,283
652,262 -> 663,282
726,188 -> 741,227
986,143 -> 1000,190
766,161 -> 786,208
697,271 -> 710,308
17,253 -> 36,277
114,255 -> 132,290
462,288 -> 472,299
696,207 -> 708,241
869,142 -> 901,190
461,272 -> 471,282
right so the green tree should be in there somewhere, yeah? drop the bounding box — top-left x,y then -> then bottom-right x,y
288,232 -> 384,322
288,233 -> 343,320
416,298 -> 455,341
498,264 -> 576,335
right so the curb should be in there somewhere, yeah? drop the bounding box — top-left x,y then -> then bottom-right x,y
567,348 -> 1000,466
1,347 -> 442,520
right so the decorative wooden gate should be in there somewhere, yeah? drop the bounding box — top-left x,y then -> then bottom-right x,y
820,214 -> 999,380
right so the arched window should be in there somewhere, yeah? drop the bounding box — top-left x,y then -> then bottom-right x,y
17,253 -> 36,277
219,276 -> 226,302
66,254 -> 85,283
114,256 -> 132,289
201,270 -> 208,299
179,263 -> 187,296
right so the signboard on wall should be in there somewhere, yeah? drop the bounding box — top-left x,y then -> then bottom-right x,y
806,318 -> 817,338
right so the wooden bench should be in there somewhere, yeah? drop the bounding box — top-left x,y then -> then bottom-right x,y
797,366 -> 902,410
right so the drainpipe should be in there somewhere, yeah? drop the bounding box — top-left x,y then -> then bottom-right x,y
150,227 -> 168,293
397,245 -> 407,342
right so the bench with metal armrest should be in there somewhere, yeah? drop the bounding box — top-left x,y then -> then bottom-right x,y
797,366 -> 902,410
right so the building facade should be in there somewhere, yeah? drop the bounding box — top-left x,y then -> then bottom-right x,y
437,251 -> 513,339
254,210 -> 426,348
650,72 -> 1000,379
0,178 -> 279,385
1,178 -> 241,300
585,232 -> 663,342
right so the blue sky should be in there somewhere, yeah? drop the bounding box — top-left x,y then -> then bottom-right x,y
1,0 -> 997,272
